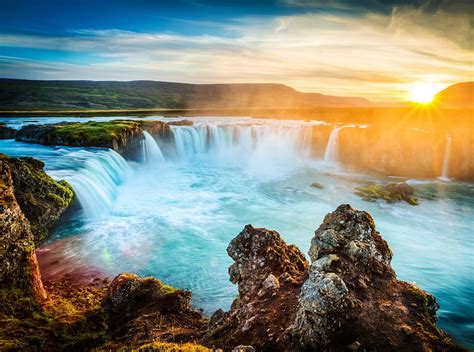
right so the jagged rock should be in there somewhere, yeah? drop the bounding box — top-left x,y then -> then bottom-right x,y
291,204 -> 460,351
203,225 -> 308,350
0,155 -> 46,301
15,120 -> 171,160
5,155 -> 73,243
0,123 -> 17,139
103,273 -> 207,345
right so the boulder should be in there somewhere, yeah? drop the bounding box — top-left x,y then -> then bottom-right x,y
5,155 -> 74,243
203,225 -> 308,350
290,204 -> 460,351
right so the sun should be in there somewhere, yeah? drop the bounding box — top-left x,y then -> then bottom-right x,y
409,83 -> 444,104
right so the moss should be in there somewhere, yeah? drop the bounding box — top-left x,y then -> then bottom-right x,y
54,120 -> 142,146
355,182 -> 419,206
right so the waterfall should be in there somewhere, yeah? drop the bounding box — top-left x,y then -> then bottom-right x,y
439,136 -> 452,181
52,149 -> 131,218
323,127 -> 341,162
141,131 -> 165,164
170,123 -> 313,177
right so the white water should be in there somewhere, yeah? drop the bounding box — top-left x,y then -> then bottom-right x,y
171,123 -> 313,178
439,136 -> 452,181
0,117 -> 472,347
141,131 -> 165,164
323,127 -> 341,162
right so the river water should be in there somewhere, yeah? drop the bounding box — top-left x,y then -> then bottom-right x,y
1,116 -> 473,347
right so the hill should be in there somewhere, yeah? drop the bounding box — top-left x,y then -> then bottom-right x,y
434,82 -> 474,108
0,79 -> 371,111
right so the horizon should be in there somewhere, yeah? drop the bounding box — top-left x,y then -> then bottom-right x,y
1,0 -> 472,102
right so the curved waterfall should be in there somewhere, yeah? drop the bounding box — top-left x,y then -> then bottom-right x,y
439,136 -> 452,181
171,124 -> 313,160
141,131 -> 165,164
323,127 -> 341,162
51,149 -> 131,219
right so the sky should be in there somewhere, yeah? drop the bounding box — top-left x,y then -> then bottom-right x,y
0,0 -> 472,101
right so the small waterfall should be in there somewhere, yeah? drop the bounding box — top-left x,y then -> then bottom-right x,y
58,150 -> 131,218
141,131 -> 165,164
323,127 -> 341,162
439,136 -> 452,181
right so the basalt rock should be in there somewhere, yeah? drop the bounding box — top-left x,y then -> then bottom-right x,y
167,119 -> 194,126
103,273 -> 207,347
6,155 -> 74,243
0,123 -> 17,139
0,155 -> 46,301
203,225 -> 308,350
290,204 -> 460,351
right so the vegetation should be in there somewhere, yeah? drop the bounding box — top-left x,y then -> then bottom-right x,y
355,182 -> 419,205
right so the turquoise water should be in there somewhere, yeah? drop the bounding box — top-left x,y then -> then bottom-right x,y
1,116 -> 473,347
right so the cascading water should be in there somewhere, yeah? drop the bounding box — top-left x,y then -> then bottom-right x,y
170,123 -> 313,177
141,131 -> 165,164
53,150 -> 131,218
439,136 -> 452,181
323,127 -> 341,162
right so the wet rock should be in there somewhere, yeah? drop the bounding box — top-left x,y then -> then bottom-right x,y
290,204 -> 459,351
203,225 -> 308,350
355,182 -> 419,205
0,123 -> 17,139
311,182 -> 324,189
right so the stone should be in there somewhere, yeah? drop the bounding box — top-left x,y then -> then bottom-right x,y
311,182 -> 324,189
232,346 -> 255,352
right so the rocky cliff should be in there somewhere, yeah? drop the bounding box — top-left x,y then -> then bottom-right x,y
15,120 -> 172,160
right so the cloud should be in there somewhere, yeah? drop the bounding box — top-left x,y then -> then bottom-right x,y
0,7 -> 472,101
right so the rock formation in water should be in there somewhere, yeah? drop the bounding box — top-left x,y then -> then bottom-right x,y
167,119 -> 194,126
15,120 -> 172,160
290,204 -> 458,351
355,182 -> 419,205
204,225 -> 308,350
0,123 -> 17,139
205,207 -> 461,351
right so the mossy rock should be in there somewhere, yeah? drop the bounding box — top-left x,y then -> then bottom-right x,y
355,182 -> 419,206
132,341 -> 211,351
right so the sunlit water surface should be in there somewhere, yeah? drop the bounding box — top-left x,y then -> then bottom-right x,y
1,116 -> 473,347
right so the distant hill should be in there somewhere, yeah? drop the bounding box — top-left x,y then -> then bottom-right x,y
0,79 -> 372,111
434,82 -> 474,108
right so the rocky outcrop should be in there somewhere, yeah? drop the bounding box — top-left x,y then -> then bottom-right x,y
167,119 -> 194,126
102,273 -> 207,347
0,123 -> 17,139
6,156 -> 74,243
290,204 -> 460,351
355,182 -> 419,205
15,120 -> 172,160
0,155 -> 46,301
203,225 -> 308,350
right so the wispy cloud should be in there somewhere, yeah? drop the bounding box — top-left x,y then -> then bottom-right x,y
0,7 -> 472,101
